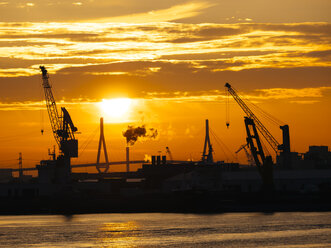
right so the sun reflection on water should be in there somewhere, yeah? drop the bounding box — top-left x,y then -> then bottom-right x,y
97,221 -> 139,248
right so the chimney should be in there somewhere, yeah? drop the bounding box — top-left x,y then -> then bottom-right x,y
162,155 -> 167,165
126,146 -> 130,173
156,155 -> 161,166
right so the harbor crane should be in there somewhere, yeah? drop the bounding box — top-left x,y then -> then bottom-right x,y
40,66 -> 78,180
235,143 -> 254,166
225,83 -> 291,187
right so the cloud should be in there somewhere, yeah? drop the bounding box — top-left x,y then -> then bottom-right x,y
289,100 -> 320,104
255,87 -> 331,99
0,21 -> 330,106
0,101 -> 44,111
86,1 -> 214,23
0,99 -> 96,111
143,90 -> 225,103
143,86 -> 331,102
0,68 -> 36,77
0,86 -> 329,111
0,22 -> 329,78
249,22 -> 331,36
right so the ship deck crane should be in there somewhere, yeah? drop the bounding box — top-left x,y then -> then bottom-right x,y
40,66 -> 78,179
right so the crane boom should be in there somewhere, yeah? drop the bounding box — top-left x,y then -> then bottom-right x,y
40,66 -> 78,158
225,83 -> 280,154
40,66 -> 61,147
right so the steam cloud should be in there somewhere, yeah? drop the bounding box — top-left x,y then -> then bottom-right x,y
123,125 -> 158,146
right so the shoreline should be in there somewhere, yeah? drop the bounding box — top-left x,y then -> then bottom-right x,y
1,193 -> 330,215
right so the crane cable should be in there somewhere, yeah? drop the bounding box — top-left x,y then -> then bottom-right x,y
39,79 -> 45,135
227,85 -> 285,127
246,100 -> 284,127
209,127 -> 237,162
78,126 -> 99,158
235,87 -> 285,127
210,131 -> 228,161
225,87 -> 230,128
260,134 -> 271,157
226,85 -> 284,157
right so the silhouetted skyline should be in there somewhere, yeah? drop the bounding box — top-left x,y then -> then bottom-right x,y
0,1 -> 330,170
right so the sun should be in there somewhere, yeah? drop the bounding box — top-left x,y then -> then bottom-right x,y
99,98 -> 132,120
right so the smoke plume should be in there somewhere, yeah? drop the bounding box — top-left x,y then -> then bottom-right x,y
123,125 -> 158,146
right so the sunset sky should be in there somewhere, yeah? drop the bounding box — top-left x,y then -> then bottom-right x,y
0,0 -> 330,172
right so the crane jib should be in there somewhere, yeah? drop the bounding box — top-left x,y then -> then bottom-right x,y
225,82 -> 281,154
40,66 -> 78,158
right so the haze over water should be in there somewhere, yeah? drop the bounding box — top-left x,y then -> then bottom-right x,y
0,212 -> 330,247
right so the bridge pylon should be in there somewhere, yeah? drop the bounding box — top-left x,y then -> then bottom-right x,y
96,117 -> 109,173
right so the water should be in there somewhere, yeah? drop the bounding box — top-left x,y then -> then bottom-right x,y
0,212 -> 330,247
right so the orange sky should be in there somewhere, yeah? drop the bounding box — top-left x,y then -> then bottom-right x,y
0,1 -> 330,172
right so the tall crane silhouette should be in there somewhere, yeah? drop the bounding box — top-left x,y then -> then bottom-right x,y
225,83 -> 290,155
225,83 -> 291,187
40,66 -> 78,180
40,66 -> 78,158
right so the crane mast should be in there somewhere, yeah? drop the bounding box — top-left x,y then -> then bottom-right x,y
244,116 -> 274,187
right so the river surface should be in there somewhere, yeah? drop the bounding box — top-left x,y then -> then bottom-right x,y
0,212 -> 330,247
